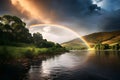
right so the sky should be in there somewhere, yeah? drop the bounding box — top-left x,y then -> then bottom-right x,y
0,0 -> 120,43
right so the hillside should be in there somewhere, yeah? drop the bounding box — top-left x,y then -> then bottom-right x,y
62,30 -> 120,49
83,30 -> 120,45
62,38 -> 87,50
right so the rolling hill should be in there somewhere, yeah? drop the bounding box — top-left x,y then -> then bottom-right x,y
62,30 -> 120,49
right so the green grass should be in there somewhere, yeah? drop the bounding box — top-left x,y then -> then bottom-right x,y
0,46 -> 32,59
0,46 -> 67,63
0,46 -> 48,58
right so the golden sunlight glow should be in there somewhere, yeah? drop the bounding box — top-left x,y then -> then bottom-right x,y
11,0 -> 51,24
10,0 -> 91,49
29,24 -> 91,49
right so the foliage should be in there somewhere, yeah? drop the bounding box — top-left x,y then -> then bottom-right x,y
0,15 -> 32,44
33,32 -> 43,46
0,46 -> 67,64
112,43 -> 120,50
32,32 -> 62,48
0,15 -> 67,64
0,15 -> 63,49
94,41 -> 120,50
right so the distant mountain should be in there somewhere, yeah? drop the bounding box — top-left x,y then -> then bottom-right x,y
62,30 -> 120,49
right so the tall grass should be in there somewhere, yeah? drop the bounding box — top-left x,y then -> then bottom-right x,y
0,46 -> 67,63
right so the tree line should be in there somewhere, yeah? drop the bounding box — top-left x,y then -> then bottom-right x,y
95,41 -> 120,50
0,15 -> 62,48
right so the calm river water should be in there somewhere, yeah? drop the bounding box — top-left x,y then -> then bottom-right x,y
24,51 -> 120,80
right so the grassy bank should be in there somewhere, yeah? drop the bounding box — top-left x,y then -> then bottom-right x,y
0,45 -> 68,79
0,46 -> 67,64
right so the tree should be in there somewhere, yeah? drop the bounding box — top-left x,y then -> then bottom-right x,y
112,44 -> 120,50
33,32 -> 43,47
103,44 -> 110,50
0,15 -> 32,44
55,43 -> 62,48
95,41 -> 104,50
43,41 -> 55,48
0,15 -> 64,50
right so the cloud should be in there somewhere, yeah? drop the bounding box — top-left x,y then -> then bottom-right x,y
1,0 -> 120,36
10,0 -> 92,23
102,10 -> 120,31
0,0 -> 15,14
103,0 -> 120,11
9,0 -> 103,33
43,26 -> 51,32
29,26 -> 78,43
11,0 -> 48,23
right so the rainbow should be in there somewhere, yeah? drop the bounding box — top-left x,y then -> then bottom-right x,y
29,24 -> 91,49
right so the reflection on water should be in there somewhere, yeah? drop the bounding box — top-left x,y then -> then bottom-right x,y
26,51 -> 120,80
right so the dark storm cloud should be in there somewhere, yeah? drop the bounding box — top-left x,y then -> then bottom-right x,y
104,0 -> 120,11
0,0 -> 103,34
0,0 -> 29,19
10,0 -> 102,30
50,0 -> 101,19
51,0 -> 91,17
0,0 -> 13,13
100,0 -> 120,31
102,10 -> 120,31
48,0 -> 103,32
0,0 -> 120,34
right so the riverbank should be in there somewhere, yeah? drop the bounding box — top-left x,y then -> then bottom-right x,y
0,45 -> 68,68
0,46 -> 67,59
0,45 -> 68,80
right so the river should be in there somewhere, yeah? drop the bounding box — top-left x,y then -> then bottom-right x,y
24,50 -> 120,80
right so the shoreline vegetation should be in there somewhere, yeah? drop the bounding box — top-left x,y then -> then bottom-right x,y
0,44 -> 67,80
0,15 -> 68,79
0,14 -> 68,73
